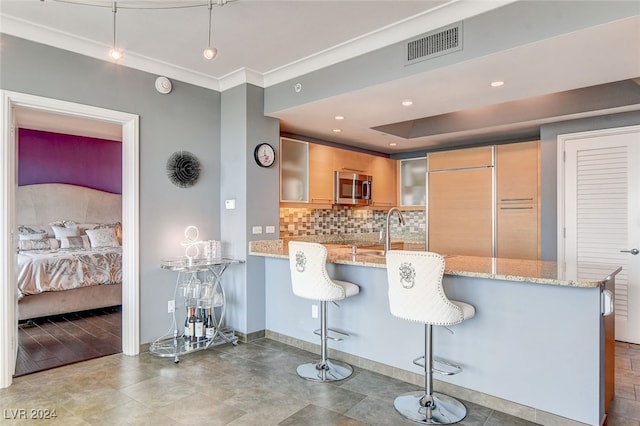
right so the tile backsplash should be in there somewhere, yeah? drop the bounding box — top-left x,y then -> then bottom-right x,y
280,206 -> 425,238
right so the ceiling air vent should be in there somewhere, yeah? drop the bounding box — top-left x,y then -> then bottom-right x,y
405,22 -> 463,65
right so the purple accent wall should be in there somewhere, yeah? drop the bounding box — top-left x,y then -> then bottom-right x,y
18,128 -> 122,194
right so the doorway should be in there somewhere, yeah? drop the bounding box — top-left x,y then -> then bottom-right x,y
0,90 -> 140,388
558,125 -> 640,344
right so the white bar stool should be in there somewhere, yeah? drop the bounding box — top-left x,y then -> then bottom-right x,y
288,241 -> 360,382
385,250 -> 475,424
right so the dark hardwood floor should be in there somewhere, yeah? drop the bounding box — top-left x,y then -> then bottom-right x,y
14,306 -> 122,377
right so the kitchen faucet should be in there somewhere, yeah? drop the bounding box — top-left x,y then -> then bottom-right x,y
384,207 -> 405,255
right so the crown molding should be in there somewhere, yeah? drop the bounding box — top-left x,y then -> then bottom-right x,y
1,0 -> 516,92
0,13 -> 223,91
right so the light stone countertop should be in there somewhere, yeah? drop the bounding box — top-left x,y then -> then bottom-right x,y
249,239 -> 621,288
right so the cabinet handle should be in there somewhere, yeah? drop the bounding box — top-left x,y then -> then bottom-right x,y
499,206 -> 534,210
500,198 -> 534,202
311,198 -> 332,203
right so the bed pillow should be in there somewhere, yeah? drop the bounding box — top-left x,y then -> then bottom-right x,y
18,230 -> 48,241
52,225 -> 80,239
78,222 -> 122,245
18,238 -> 60,251
59,235 -> 91,249
17,225 -> 55,238
85,227 -> 120,248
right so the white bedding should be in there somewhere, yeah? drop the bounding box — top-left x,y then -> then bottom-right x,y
17,246 -> 122,299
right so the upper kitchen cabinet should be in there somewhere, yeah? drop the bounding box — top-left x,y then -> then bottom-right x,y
369,156 -> 397,208
280,137 -> 397,208
496,141 -> 539,203
399,157 -> 427,208
428,146 -> 493,171
308,143 -> 334,206
495,141 -> 540,260
333,149 -> 372,174
280,137 -> 308,203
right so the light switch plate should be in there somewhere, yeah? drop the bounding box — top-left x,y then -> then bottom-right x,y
265,225 -> 275,234
252,226 -> 263,234
225,199 -> 236,209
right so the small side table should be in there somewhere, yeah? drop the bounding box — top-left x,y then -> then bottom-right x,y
150,256 -> 242,363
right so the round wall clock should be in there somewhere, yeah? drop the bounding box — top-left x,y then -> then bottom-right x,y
166,151 -> 201,188
254,143 -> 276,168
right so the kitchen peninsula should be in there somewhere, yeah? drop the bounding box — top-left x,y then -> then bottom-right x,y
250,239 -> 619,426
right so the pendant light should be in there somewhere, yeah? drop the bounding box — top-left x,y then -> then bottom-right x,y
108,1 -> 124,61
203,0 -> 217,60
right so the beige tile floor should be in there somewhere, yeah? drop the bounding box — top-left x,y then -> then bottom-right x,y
1,338 -> 638,425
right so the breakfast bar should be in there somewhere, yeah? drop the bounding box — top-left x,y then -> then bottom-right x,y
250,239 -> 619,426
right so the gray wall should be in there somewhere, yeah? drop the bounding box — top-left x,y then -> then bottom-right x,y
220,83 -> 280,335
1,34 -> 222,343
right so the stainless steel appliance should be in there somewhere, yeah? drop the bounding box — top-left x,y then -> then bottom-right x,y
334,171 -> 372,205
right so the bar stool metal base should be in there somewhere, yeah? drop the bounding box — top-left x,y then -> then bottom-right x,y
394,391 -> 467,424
296,359 -> 353,382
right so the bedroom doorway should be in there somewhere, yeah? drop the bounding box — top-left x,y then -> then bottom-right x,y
0,91 -> 140,388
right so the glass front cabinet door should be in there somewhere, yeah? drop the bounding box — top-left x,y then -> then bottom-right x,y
399,157 -> 427,207
280,137 -> 309,203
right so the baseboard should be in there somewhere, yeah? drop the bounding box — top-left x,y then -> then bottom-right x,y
235,329 -> 265,343
264,330 -> 588,426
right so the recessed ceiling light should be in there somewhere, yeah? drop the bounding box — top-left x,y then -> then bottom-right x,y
335,115 -> 344,120
389,142 -> 397,147
333,129 -> 342,133
490,81 -> 505,87
401,100 -> 413,107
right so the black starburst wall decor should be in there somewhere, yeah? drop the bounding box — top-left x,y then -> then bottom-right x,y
166,151 -> 201,188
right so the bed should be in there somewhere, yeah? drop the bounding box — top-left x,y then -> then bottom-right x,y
16,183 -> 123,321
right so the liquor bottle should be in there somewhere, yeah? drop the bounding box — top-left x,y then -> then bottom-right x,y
195,306 -> 204,344
205,307 -> 214,339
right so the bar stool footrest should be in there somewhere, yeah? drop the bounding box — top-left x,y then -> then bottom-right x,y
412,356 -> 463,376
313,328 -> 349,341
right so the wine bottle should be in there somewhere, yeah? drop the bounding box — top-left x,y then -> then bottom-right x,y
205,307 -> 214,339
195,306 -> 204,344
184,304 -> 190,340
188,306 -> 196,342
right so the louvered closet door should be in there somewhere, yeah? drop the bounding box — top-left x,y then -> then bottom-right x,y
563,128 -> 640,344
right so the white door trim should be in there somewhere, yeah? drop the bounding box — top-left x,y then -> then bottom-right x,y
0,90 -> 140,388
556,125 -> 640,272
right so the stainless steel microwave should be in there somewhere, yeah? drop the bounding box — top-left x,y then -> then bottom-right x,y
334,171 -> 372,205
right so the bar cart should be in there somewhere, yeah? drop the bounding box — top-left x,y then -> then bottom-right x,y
150,256 -> 241,363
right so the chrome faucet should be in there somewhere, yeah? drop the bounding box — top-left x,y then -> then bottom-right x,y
384,207 -> 405,255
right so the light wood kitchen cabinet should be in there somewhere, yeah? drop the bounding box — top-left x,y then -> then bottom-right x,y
428,146 -> 493,170
369,156 -> 397,207
279,138 -> 397,208
308,143 -> 334,205
427,146 -> 493,257
496,141 -> 540,259
333,149 -> 372,174
427,142 -> 540,259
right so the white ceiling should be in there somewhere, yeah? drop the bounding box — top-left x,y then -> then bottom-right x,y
2,0 -> 639,153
